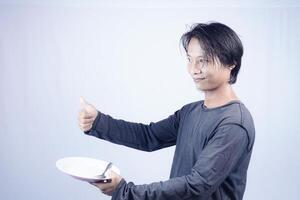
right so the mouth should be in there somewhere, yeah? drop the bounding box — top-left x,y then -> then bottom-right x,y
193,77 -> 206,82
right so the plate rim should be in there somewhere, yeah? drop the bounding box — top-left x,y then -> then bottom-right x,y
56,156 -> 120,182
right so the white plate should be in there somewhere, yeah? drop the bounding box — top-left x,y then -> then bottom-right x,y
56,157 -> 120,183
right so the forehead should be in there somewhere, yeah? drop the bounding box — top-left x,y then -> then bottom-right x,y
187,37 -> 205,57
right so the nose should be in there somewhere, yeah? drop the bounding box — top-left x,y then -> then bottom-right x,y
189,61 -> 201,75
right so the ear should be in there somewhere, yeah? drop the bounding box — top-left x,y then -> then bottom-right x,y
228,65 -> 235,70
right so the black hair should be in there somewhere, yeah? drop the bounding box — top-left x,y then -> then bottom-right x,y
180,22 -> 243,84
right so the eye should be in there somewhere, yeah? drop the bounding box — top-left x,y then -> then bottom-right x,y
199,58 -> 206,63
186,57 -> 191,62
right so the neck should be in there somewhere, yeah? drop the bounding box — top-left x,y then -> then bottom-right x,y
203,83 -> 238,108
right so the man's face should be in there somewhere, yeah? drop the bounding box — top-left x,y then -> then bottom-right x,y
186,37 -> 232,92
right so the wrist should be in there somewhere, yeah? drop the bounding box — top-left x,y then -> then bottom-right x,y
112,178 -> 126,199
84,111 -> 101,134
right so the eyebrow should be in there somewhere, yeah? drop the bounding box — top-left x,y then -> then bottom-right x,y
186,54 -> 206,58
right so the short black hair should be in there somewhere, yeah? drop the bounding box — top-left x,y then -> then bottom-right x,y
180,22 -> 243,84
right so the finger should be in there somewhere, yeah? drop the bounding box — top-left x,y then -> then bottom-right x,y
89,182 -> 106,188
80,109 -> 88,116
78,115 -> 93,124
99,184 -> 111,191
79,118 -> 95,125
102,188 -> 113,196
80,97 -> 94,115
80,96 -> 88,109
81,123 -> 92,129
79,125 -> 87,132
78,124 -> 93,131
89,182 -> 108,193
82,124 -> 92,132
78,119 -> 92,126
79,123 -> 92,130
82,114 -> 95,120
78,119 -> 93,127
95,182 -> 113,190
79,111 -> 95,119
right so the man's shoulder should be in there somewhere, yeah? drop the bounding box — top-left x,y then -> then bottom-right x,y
220,101 -> 255,150
181,100 -> 203,110
227,101 -> 254,128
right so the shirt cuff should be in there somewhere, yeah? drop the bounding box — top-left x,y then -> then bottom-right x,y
112,178 -> 127,200
84,111 -> 101,135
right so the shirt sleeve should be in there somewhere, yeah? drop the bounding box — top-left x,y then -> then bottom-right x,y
84,109 -> 181,152
111,124 -> 249,200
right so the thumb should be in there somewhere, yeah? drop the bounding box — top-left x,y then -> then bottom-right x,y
80,96 -> 97,116
80,96 -> 88,111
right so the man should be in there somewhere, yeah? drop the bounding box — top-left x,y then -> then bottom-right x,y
78,22 -> 255,200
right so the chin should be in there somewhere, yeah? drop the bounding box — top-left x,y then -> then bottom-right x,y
195,83 -> 214,92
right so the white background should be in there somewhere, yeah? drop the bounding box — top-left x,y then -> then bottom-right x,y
0,0 -> 299,199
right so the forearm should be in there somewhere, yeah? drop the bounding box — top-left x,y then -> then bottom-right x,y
85,111 -> 177,152
112,174 -> 213,200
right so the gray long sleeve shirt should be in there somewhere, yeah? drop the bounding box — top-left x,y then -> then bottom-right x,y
85,100 -> 255,200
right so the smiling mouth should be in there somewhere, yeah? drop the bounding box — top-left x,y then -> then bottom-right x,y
194,78 -> 206,82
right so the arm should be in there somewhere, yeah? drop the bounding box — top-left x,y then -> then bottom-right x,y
111,124 -> 249,200
84,109 -> 181,152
